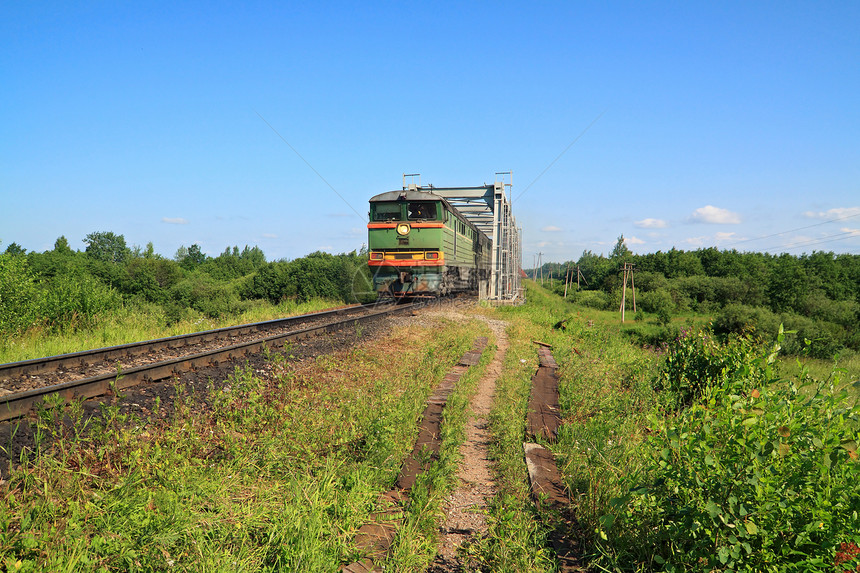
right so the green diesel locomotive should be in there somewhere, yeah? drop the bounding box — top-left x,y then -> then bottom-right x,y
367,189 -> 491,297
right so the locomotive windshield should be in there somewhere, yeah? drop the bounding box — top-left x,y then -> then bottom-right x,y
408,202 -> 437,220
372,202 -> 402,221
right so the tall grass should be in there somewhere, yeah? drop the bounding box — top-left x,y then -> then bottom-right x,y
495,281 -> 860,571
0,297 -> 346,364
0,317 -> 490,571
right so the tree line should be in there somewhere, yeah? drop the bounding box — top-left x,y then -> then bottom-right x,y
0,233 -> 373,337
534,237 -> 860,358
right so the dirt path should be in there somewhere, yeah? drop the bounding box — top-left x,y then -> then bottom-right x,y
430,314 -> 508,571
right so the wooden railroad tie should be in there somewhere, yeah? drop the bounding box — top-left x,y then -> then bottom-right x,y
341,337 -> 489,572
523,343 -> 585,572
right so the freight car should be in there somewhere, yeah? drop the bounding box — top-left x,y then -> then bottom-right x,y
367,188 -> 491,297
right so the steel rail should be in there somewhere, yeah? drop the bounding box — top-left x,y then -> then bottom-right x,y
0,302 -> 417,422
0,302 -> 386,381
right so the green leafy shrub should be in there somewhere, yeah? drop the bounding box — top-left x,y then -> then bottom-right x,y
655,328 -> 766,408
714,303 -> 781,340
40,273 -> 123,331
0,253 -> 41,334
573,289 -> 610,310
633,334 -> 860,571
639,289 -> 675,316
622,324 -> 678,349
168,272 -> 242,318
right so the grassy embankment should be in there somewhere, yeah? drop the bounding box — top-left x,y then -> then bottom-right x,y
475,281 -> 860,571
0,316 -> 493,572
0,298 -> 346,365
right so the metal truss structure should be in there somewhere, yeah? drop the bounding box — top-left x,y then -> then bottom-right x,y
403,174 -> 523,303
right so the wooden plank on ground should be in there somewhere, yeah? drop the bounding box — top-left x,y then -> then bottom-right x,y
341,336 -> 488,572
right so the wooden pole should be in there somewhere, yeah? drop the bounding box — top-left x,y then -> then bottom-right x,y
538,252 -> 544,285
631,265 -> 636,312
563,264 -> 571,298
620,263 -> 627,322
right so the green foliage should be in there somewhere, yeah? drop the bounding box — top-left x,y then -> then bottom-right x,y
244,251 -> 373,305
611,235 -> 632,261
656,329 -> 767,407
168,272 -> 244,319
201,245 -> 267,280
4,242 -> 26,256
120,256 -> 183,303
0,253 -> 41,334
84,231 -> 129,264
571,289 -> 610,310
0,317 -> 481,571
632,333 -> 860,571
53,235 -> 72,254
715,303 -> 853,359
656,305 -> 672,327
175,243 -> 207,270
4,226 -> 379,341
639,288 -> 674,316
714,303 -> 780,340
40,273 -> 122,331
558,245 -> 860,359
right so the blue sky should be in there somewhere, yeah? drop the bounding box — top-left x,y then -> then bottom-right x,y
2,1 -> 858,263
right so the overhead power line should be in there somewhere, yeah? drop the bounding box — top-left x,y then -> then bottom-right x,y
722,212 -> 860,248
255,110 -> 364,221
760,229 -> 860,253
514,109 -> 606,203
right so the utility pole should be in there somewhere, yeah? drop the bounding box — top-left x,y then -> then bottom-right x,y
577,265 -> 588,288
619,262 -> 636,322
538,252 -> 544,285
563,263 -> 571,298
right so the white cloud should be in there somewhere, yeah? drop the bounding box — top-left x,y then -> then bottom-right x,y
542,226 -> 562,232
804,207 -> 860,219
625,236 -> 645,245
715,232 -> 737,242
841,227 -> 860,236
683,236 -> 707,246
536,241 -> 551,248
690,205 -> 741,224
262,233 -> 277,239
634,218 -> 668,229
162,217 -> 188,225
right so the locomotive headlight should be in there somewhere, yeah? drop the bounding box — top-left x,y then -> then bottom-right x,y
396,223 -> 410,236
370,252 -> 383,260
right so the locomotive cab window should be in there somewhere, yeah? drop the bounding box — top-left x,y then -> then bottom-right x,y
372,203 -> 402,221
408,202 -> 437,220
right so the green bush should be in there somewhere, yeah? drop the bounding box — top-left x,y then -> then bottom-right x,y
655,328 -> 767,408
714,303 -> 781,340
631,332 -> 860,571
622,324 -> 678,349
639,289 -> 674,315
779,314 -> 846,359
573,289 -> 610,310
169,272 -> 242,318
40,273 -> 123,331
0,253 -> 41,335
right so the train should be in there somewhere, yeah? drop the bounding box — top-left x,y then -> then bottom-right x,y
367,188 -> 491,297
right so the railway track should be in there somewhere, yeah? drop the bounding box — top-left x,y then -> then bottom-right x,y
0,301 -> 420,422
